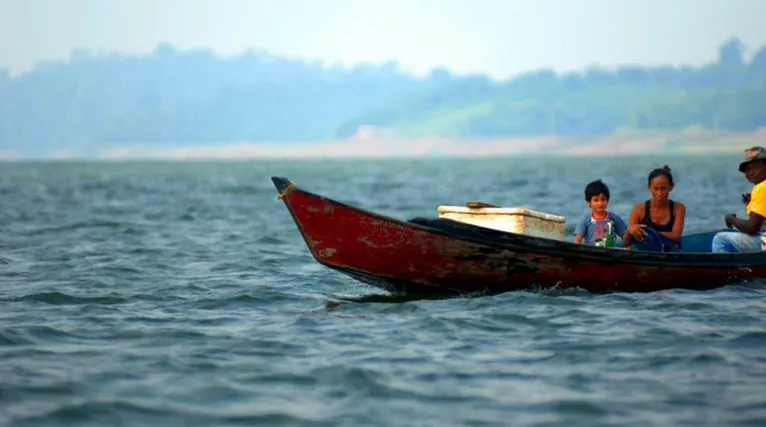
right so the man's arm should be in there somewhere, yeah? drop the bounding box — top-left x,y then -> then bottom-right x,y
731,186 -> 766,234
729,213 -> 765,234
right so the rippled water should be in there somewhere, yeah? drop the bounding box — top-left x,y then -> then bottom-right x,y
2,156 -> 766,426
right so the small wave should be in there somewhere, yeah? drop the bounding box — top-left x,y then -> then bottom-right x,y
1,270 -> 28,278
0,330 -> 31,346
255,235 -> 286,245
189,289 -> 301,311
677,302 -> 715,311
126,247 -> 165,256
311,365 -> 391,396
485,312 -> 553,328
0,325 -> 75,345
233,371 -> 318,387
728,331 -> 766,346
9,400 -> 175,426
640,352 -> 730,368
99,264 -> 144,274
217,185 -> 271,195
15,292 -> 127,306
21,220 -> 132,236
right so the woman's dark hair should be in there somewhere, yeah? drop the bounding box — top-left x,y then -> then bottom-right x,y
584,179 -> 610,201
648,165 -> 674,187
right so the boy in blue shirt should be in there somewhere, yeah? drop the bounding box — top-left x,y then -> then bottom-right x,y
574,179 -> 630,247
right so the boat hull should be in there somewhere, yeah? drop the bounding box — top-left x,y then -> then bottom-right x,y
272,176 -> 766,294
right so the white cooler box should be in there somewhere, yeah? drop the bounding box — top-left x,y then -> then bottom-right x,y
437,204 -> 567,241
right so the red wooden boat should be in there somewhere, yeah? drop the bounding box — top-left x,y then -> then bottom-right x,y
272,176 -> 766,294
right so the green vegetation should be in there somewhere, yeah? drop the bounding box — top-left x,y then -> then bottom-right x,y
1,38 -> 765,155
340,39 -> 766,139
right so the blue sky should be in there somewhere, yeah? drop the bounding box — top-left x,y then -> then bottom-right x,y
2,0 -> 765,79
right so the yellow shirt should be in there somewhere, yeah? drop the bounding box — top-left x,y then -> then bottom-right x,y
747,181 -> 766,252
747,180 -> 766,218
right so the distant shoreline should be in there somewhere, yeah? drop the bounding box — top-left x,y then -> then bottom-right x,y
1,128 -> 760,161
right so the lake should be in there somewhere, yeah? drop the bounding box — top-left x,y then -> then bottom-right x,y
1,155 -> 765,426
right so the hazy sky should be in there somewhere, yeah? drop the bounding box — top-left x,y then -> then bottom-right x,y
2,0 -> 765,79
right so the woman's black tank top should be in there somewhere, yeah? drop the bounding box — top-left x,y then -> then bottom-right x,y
642,200 -> 675,232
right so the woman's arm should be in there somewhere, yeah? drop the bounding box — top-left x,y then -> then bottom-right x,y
657,202 -> 685,242
627,203 -> 642,225
625,203 -> 647,241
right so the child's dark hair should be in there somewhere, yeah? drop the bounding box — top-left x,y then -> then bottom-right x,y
584,179 -> 610,201
648,165 -> 674,187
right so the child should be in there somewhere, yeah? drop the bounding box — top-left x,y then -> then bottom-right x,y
574,179 -> 629,247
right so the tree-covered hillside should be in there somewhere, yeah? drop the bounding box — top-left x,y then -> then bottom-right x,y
338,38 -> 766,138
0,43 -> 454,154
0,38 -> 764,155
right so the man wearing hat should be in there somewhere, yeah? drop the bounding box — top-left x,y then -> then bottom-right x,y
712,146 -> 766,252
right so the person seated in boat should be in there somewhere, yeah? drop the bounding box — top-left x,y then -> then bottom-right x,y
711,146 -> 766,253
574,179 -> 629,247
625,165 -> 686,252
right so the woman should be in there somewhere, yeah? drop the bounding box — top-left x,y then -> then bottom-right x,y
625,165 -> 686,252
711,146 -> 766,253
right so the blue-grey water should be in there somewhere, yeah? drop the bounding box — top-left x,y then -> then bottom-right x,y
2,155 -> 766,426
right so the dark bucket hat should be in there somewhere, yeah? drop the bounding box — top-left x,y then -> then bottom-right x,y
739,146 -> 766,173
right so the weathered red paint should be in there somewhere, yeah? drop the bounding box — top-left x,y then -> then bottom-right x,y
272,177 -> 766,295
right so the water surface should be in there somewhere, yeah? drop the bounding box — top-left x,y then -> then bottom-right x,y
1,156 -> 765,426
